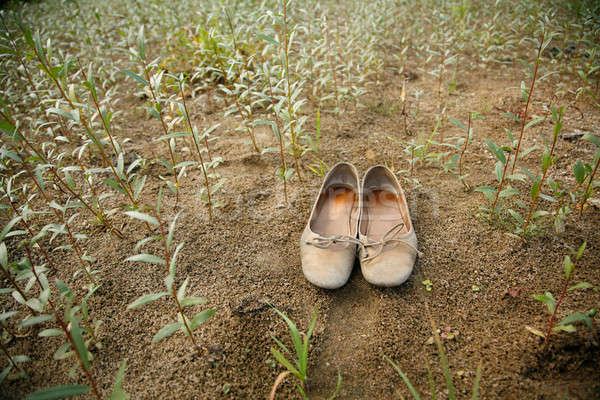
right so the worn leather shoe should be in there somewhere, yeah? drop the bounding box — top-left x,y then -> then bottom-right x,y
300,162 -> 361,289
358,165 -> 420,286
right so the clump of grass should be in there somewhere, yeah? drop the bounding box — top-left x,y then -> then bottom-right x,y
269,306 -> 317,399
268,305 -> 340,399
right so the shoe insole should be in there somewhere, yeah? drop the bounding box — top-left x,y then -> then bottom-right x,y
311,185 -> 358,237
361,189 -> 409,240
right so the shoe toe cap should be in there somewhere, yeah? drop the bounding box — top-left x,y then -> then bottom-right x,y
301,247 -> 354,289
361,251 -> 415,287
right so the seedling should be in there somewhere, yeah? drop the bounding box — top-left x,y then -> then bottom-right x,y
528,242 -> 598,348
385,318 -> 482,400
577,133 -> 600,215
446,112 -> 482,190
518,105 -> 564,239
269,305 -> 317,399
123,27 -> 181,204
125,201 -> 215,348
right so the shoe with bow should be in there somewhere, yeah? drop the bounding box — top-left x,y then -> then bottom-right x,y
358,165 -> 420,287
300,162 -> 361,289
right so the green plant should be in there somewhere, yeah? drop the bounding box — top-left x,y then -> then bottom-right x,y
445,112 -> 481,190
125,195 -> 215,347
517,105 -> 564,239
385,318 -> 482,400
577,133 -> 600,215
510,22 -> 555,174
122,27 -> 182,204
23,359 -> 130,400
269,305 -> 317,399
528,242 -> 598,348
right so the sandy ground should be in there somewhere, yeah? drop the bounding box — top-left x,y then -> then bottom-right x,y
2,55 -> 600,400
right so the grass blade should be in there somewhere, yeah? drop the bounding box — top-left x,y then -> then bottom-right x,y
471,362 -> 482,400
384,355 -> 422,400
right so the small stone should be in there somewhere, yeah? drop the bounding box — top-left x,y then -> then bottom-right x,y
208,344 -> 223,353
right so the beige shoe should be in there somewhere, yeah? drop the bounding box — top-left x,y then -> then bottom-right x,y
300,163 -> 361,289
358,166 -> 421,287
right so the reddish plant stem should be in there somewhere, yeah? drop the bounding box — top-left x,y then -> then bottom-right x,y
0,263 -> 33,310
141,60 -> 180,206
522,112 -> 562,238
23,26 -> 139,210
21,163 -> 97,285
211,46 -> 260,153
156,214 -> 199,349
491,152 -> 513,212
264,70 -> 288,204
180,90 -> 212,162
511,31 -> 545,174
1,24 -> 116,233
7,200 -> 58,272
179,82 -> 213,220
579,155 -> 600,216
0,339 -> 26,376
544,275 -> 571,350
282,0 -> 303,183
458,113 -> 471,189
23,245 -> 101,399
17,132 -> 121,238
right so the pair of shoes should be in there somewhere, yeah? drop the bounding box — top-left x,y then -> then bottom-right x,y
300,163 -> 421,289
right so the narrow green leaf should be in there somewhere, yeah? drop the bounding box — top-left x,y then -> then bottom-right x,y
557,312 -> 592,329
152,322 -> 182,343
190,309 -> 216,330
24,385 -> 90,400
127,292 -> 168,309
474,186 -> 495,202
125,253 -> 165,265
169,243 -> 184,277
39,329 -> 64,337
177,277 -> 189,302
448,116 -> 466,132
499,187 -> 519,198
530,177 -> 541,201
576,242 -> 586,260
0,120 -> 16,135
0,242 -> 7,268
573,160 -> 585,184
124,211 -> 158,226
121,70 -> 148,86
158,132 -> 190,140
104,179 -> 127,195
564,255 -> 574,279
0,311 -> 18,322
568,282 -> 593,291
166,212 -> 181,250
69,318 -> 89,369
53,342 -> 72,360
257,33 -> 280,47
109,359 -> 130,400
19,314 -> 54,327
271,348 -> 300,378
180,296 -> 206,308
384,356 -> 422,400
582,133 -> 600,147
533,292 -> 556,314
